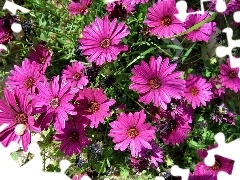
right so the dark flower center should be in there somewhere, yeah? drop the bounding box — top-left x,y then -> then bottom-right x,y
50,98 -> 60,109
100,38 -> 111,48
127,128 -> 139,138
70,132 -> 78,142
24,77 -> 35,89
169,120 -> 177,131
40,57 -> 46,64
149,78 -> 161,89
190,87 -> 199,96
228,71 -> 237,79
15,113 -> 28,124
161,15 -> 172,26
87,101 -> 100,113
73,72 -> 81,80
211,160 -> 221,170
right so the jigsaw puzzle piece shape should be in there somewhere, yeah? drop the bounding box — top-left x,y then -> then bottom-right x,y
233,11 -> 240,23
171,165 -> 190,180
175,0 -> 226,22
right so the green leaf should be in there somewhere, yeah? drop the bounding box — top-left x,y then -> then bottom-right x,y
166,44 -> 183,50
11,152 -> 18,161
120,167 -> 129,178
182,43 -> 196,62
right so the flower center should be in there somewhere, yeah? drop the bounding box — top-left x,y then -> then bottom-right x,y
149,78 -> 161,89
15,113 -> 28,124
70,132 -> 78,142
40,57 -> 46,64
169,120 -> 177,131
87,101 -> 100,113
100,38 -> 111,48
211,160 -> 221,170
50,98 -> 60,109
14,124 -> 27,136
127,128 -> 139,138
161,15 -> 172,26
24,77 -> 35,89
190,87 -> 199,96
73,72 -> 81,80
228,71 -> 237,79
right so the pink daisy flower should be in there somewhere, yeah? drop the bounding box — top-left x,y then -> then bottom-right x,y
219,59 -> 240,93
130,0 -> 148,5
78,16 -> 130,65
74,88 -> 115,128
194,145 -> 233,176
183,74 -> 213,109
6,59 -> 46,94
0,88 -> 40,151
32,76 -> 76,132
129,56 -> 185,110
143,0 -> 185,38
139,142 -> 163,168
190,164 -> 217,180
184,9 -> 216,42
62,61 -> 88,92
68,0 -> 92,16
28,44 -> 52,73
54,116 -> 90,156
109,110 -> 156,157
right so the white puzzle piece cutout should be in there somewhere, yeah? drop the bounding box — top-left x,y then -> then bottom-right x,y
175,0 -> 226,22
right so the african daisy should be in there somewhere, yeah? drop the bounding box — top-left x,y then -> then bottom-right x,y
129,56 -> 185,110
183,74 -> 213,109
68,0 -> 92,16
144,0 -> 185,38
219,59 -> 240,93
108,110 -> 156,157
32,76 -> 76,132
0,88 -> 40,151
78,15 -> 130,65
74,88 -> 115,128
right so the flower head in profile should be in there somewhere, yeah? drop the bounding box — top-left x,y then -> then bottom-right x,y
74,88 -> 115,128
144,0 -> 185,38
184,9 -> 216,42
212,103 -> 236,125
0,88 -> 40,151
190,164 -> 217,180
62,61 -> 88,91
129,56 -> 185,110
219,59 -> 240,93
108,110 -> 156,157
183,74 -> 213,109
68,0 -> 92,16
78,16 -> 130,65
194,144 -> 233,176
32,76 -> 76,132
6,59 -> 46,94
139,142 -> 163,168
28,44 -> 52,73
54,116 -> 90,156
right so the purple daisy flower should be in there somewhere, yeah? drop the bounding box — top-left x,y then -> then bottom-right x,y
109,110 -> 156,157
78,15 -> 130,65
139,142 -> 163,168
184,9 -> 216,42
183,74 -> 213,109
0,88 -> 40,151
62,61 -> 88,92
129,0 -> 148,5
0,28 -> 13,46
68,0 -> 92,16
6,59 -> 46,94
54,116 -> 90,156
32,76 -> 76,132
209,77 -> 225,99
129,56 -> 185,110
28,44 -> 52,73
195,145 -> 233,176
74,88 -> 115,128
128,157 -> 150,172
143,0 -> 185,38
219,59 -> 240,93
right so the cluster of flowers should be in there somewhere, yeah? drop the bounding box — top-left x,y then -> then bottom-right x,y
1,0 -> 240,179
